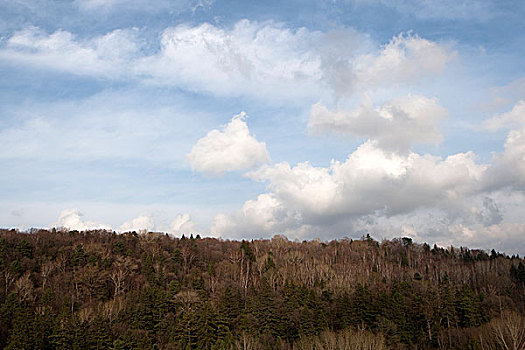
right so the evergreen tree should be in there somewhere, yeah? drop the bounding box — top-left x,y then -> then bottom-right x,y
351,284 -> 376,328
253,278 -> 281,337
87,315 -> 113,350
141,253 -> 156,284
5,305 -> 37,349
518,262 -> 525,283
134,286 -> 167,333
456,284 -> 480,328
194,302 -> 218,349
218,286 -> 242,329
50,311 -> 87,350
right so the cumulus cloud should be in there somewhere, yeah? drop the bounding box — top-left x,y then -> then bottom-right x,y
169,213 -> 198,235
212,99 -> 525,253
487,130 -> 525,190
349,197 -> 524,254
309,95 -> 446,153
213,189 -> 525,254
119,214 -> 155,232
56,209 -> 112,231
446,222 -> 525,254
213,141 -> 487,238
475,197 -> 503,226
484,100 -> 525,131
212,193 -> 298,238
483,101 -> 525,190
0,22 -> 455,101
186,112 -> 270,175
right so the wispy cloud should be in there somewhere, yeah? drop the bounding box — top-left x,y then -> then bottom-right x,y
0,89 -> 203,164
74,0 -> 211,14
0,22 -> 456,102
0,26 -> 141,78
348,0 -> 495,20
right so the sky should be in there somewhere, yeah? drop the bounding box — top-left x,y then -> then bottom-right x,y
1,0 -> 525,254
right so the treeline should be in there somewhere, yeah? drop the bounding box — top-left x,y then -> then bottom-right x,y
0,228 -> 524,349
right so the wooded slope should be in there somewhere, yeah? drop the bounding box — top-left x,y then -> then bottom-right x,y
0,228 -> 524,349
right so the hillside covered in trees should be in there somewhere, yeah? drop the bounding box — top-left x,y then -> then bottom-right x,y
0,228 -> 524,349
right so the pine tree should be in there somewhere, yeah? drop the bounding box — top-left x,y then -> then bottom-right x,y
87,315 -> 113,350
50,310 -> 87,350
456,284 -> 480,328
518,262 -> 525,283
5,305 -> 37,349
194,302 -> 218,349
141,253 -> 156,285
135,286 -> 167,333
253,278 -> 281,337
218,286 -> 242,329
351,284 -> 376,328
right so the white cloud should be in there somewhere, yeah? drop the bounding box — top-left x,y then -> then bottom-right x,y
484,100 -> 525,131
484,76 -> 525,112
144,25 -> 454,99
212,99 -> 525,253
309,94 -> 446,153
483,101 -> 525,190
348,196 -> 525,254
169,213 -> 198,235
212,193 -> 297,238
119,214 -> 155,233
447,223 -> 525,254
55,209 -> 112,231
485,136 -> 525,189
186,112 -> 270,175
213,189 -> 525,253
214,141 -> 487,238
0,26 -> 140,78
331,33 -> 455,97
0,23 -> 455,101
137,20 -> 325,100
74,0 -> 210,14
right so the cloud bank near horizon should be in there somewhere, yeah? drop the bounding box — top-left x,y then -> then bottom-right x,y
55,209 -> 200,236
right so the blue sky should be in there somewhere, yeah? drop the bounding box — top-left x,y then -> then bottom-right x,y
1,0 -> 525,254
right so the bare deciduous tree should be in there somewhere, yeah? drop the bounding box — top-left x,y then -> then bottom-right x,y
15,272 -> 33,302
479,310 -> 525,350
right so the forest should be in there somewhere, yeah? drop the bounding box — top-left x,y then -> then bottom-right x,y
0,228 -> 524,349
